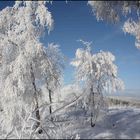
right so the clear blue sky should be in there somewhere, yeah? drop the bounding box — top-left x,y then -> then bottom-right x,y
1,1 -> 140,97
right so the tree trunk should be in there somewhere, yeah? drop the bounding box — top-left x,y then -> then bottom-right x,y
49,89 -> 53,121
91,112 -> 95,127
35,96 -> 40,129
90,87 -> 95,127
30,64 -> 41,130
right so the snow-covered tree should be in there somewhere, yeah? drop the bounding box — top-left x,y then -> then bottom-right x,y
0,1 -> 64,137
43,43 -> 64,120
88,1 -> 140,49
71,40 -> 124,127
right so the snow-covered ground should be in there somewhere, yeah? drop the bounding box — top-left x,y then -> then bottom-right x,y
0,104 -> 140,139
1,94 -> 140,139
55,106 -> 140,139
51,93 -> 140,139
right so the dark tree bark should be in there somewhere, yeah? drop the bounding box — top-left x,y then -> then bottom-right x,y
91,112 -> 95,127
30,64 -> 42,132
34,96 -> 40,129
90,87 -> 95,127
49,89 -> 53,121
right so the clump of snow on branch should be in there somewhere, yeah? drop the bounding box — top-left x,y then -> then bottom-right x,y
14,1 -> 53,33
123,19 -> 140,49
87,1 -> 119,23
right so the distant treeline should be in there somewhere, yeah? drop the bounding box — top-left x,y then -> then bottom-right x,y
107,97 -> 140,107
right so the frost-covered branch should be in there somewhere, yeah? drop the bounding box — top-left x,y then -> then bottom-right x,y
123,19 -> 140,49
88,1 -> 140,23
88,1 -> 140,48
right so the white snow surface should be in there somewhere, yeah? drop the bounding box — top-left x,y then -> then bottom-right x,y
54,106 -> 140,139
0,99 -> 140,139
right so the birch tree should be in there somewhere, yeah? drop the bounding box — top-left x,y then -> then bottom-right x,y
42,43 -> 64,120
0,1 -> 64,137
71,40 -> 124,127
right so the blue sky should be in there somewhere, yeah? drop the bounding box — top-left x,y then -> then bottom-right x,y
1,1 -> 140,97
